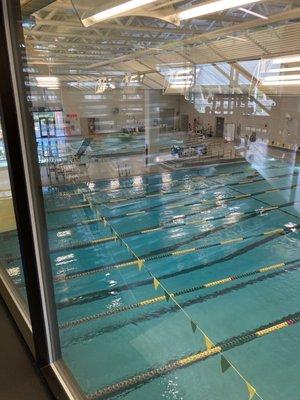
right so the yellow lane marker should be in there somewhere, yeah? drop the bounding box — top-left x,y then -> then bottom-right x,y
259,262 -> 285,273
204,278 -> 232,288
220,237 -> 243,245
263,228 -> 284,236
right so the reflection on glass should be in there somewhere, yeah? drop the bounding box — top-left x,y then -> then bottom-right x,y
9,0 -> 300,398
0,119 -> 30,306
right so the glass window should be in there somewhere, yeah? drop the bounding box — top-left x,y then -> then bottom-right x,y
0,117 -> 30,308
4,0 -> 300,399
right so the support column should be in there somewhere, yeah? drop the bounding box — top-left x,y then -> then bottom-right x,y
144,89 -> 160,167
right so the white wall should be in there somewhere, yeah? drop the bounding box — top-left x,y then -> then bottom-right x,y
32,85 -> 300,148
180,95 -> 300,148
61,87 -> 181,134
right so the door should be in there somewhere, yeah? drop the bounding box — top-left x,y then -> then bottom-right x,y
224,123 -> 235,141
160,108 -> 175,131
215,116 -> 225,137
39,116 -> 56,137
180,114 -> 189,132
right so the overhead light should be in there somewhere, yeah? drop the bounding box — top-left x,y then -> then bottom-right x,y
178,0 -> 261,21
272,55 -> 300,64
239,7 -> 268,19
36,76 -> 60,89
263,74 -> 300,81
170,84 -> 191,88
82,0 -> 156,26
261,80 -> 300,86
170,81 -> 193,85
226,35 -> 248,42
267,67 -> 300,73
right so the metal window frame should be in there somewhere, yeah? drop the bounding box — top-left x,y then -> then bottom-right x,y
0,1 -> 86,399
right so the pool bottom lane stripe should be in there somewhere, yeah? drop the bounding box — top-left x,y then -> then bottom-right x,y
46,165 -> 262,200
87,311 -> 300,399
99,182 -> 300,222
47,200 -> 297,254
45,170 -> 298,217
58,260 -> 297,329
54,224 -> 297,281
55,230 -> 298,308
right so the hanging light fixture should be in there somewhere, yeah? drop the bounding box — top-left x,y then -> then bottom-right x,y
36,76 -> 60,89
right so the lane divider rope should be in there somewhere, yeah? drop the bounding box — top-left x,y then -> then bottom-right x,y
87,310 -> 300,399
53,224 -> 296,281
58,260 -> 296,329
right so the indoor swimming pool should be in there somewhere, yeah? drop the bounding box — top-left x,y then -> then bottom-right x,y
36,132 -> 185,162
1,158 -> 300,400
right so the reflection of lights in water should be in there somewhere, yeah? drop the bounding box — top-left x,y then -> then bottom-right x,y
245,142 -> 268,173
215,191 -> 225,199
56,253 -> 74,263
285,222 -> 298,232
57,230 -> 71,238
228,206 -> 240,212
107,297 -> 123,310
7,266 -> 20,277
162,377 -> 183,400
226,212 -> 243,223
172,215 -> 185,222
161,173 -> 172,190
110,179 -> 120,190
162,173 -> 171,183
87,181 -> 95,190
133,176 -> 143,187
55,253 -> 76,266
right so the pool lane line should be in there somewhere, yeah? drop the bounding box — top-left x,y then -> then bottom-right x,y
51,162 -> 293,204
101,170 -> 297,208
45,169 -> 293,214
88,311 -> 300,399
2,199 -> 297,266
52,210 -> 279,282
45,189 -> 297,237
59,259 -> 299,328
51,224 -> 294,275
60,263 -> 300,341
231,184 -> 300,221
48,205 -> 281,252
55,230 -> 295,307
48,216 -> 104,232
44,169 -> 256,213
46,202 -> 91,214
63,178 -> 268,400
48,185 -> 298,259
0,203 -> 286,266
98,182 -> 300,222
44,161 -> 252,198
45,162 -> 284,199
48,206 -> 280,254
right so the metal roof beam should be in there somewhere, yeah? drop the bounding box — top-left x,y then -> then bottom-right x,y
85,8 -> 300,69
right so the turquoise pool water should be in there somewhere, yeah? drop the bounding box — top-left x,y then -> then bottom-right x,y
1,158 -> 300,400
36,132 -> 185,161
2,129 -> 186,167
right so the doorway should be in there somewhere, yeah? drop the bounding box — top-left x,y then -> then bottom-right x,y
38,116 -> 56,138
224,123 -> 235,141
215,116 -> 225,137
